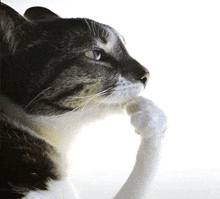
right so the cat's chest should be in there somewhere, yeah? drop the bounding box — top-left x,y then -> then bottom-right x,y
31,104 -> 124,151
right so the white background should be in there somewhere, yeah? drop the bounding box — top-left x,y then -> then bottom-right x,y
3,0 -> 220,198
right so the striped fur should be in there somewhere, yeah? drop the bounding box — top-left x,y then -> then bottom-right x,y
0,3 -> 167,199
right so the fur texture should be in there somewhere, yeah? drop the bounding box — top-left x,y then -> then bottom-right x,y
0,2 -> 166,198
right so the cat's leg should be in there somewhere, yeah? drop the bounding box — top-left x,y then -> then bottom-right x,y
114,97 -> 167,199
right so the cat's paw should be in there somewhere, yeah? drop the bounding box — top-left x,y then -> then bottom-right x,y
126,97 -> 167,139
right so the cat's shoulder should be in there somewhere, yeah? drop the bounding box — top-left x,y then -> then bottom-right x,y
0,118 -> 62,198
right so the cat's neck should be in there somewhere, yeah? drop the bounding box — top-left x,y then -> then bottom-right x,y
1,96 -> 124,153
31,103 -> 125,152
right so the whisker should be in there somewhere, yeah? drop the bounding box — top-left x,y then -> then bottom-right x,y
91,20 -> 98,38
91,88 -> 120,112
81,94 -> 110,116
72,88 -> 113,112
84,18 -> 92,34
71,87 -> 112,99
94,21 -> 99,39
81,88 -> 111,110
76,90 -> 111,121
24,87 -> 52,110
78,87 -> 115,117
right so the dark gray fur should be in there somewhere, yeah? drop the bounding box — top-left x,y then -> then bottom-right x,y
1,3 -> 148,116
0,2 -> 149,197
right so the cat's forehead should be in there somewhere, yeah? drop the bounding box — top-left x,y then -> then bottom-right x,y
96,29 -> 117,53
84,19 -> 125,53
97,28 -> 125,54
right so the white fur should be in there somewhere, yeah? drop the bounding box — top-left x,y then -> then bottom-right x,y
96,27 -> 117,54
28,77 -> 167,199
104,75 -> 144,104
27,96 -> 167,199
30,101 -> 124,152
29,75 -> 144,151
127,97 -> 167,139
2,78 -> 166,199
22,179 -> 78,199
114,97 -> 167,199
0,96 -> 44,141
29,98 -> 166,199
1,6 -> 166,198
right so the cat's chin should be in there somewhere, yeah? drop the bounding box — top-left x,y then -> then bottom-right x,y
99,97 -> 138,109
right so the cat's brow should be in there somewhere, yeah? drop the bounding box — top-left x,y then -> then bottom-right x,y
96,28 -> 118,53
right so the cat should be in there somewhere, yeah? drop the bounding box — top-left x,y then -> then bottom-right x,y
0,2 -> 167,199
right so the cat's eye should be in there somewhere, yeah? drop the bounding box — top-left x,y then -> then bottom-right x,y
85,50 -> 102,61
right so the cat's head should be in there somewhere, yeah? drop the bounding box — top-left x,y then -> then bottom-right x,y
1,3 -> 149,115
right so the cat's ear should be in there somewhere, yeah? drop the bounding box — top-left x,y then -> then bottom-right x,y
0,3 -> 27,53
0,3 -> 26,29
24,7 -> 60,21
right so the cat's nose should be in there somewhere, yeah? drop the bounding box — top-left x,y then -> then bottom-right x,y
140,71 -> 150,87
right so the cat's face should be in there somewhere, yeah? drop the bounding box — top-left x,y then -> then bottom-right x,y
1,3 -> 149,115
